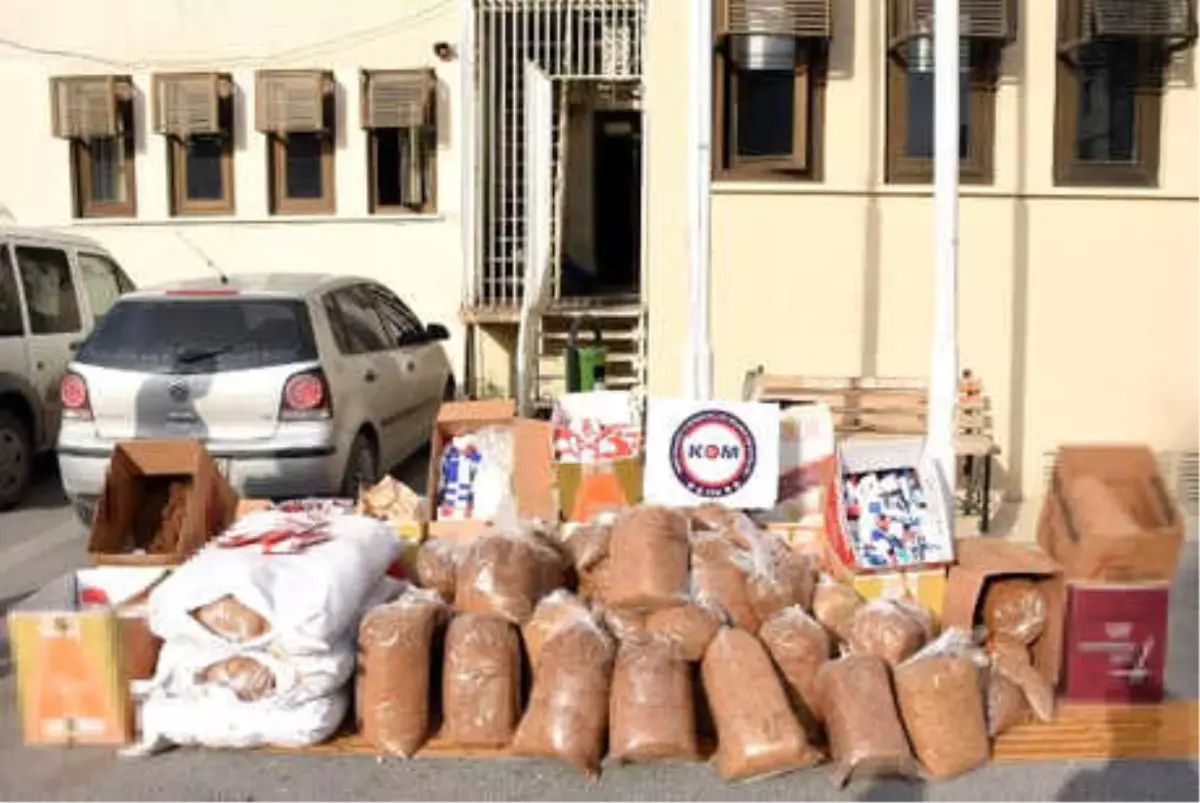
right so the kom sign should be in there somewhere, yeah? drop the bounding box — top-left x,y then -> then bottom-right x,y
643,399 -> 781,510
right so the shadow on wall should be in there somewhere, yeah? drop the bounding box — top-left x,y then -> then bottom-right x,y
827,0 -> 857,79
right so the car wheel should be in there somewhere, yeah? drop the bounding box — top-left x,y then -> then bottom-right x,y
72,499 -> 96,529
443,376 -> 457,401
0,410 -> 32,511
341,432 -> 379,498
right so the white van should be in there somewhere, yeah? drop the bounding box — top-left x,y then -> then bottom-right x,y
0,226 -> 135,509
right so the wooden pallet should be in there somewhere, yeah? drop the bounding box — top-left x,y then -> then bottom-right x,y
992,699 -> 1198,762
743,370 -> 997,458
265,700 -> 1198,764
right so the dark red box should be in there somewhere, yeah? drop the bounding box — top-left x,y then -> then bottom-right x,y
1062,583 -> 1170,703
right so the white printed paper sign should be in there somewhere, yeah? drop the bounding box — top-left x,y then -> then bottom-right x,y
643,399 -> 781,510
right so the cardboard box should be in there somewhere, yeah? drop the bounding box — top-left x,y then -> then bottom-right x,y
853,568 -> 949,622
8,567 -> 167,745
427,399 -> 557,539
942,538 -> 1066,687
235,498 -> 273,519
1062,582 -> 1170,703
769,402 -> 836,527
829,437 -> 955,573
89,440 -> 239,565
552,390 -> 644,521
1038,445 -> 1184,583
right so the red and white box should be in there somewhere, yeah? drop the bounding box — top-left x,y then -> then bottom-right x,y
1062,582 -> 1170,703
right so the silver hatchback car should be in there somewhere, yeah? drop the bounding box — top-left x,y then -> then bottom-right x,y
58,273 -> 454,524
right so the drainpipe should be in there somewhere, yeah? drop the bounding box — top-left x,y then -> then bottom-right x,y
928,0 -> 960,529
685,0 -> 714,400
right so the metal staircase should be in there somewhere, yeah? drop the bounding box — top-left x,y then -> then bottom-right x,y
531,300 -> 647,411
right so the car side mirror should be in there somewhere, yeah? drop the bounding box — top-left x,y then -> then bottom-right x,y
426,323 -> 450,342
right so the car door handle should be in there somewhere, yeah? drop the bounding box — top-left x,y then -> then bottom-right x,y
364,369 -> 377,383
405,360 -> 415,372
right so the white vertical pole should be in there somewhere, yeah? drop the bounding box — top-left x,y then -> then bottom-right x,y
929,0 -> 959,527
686,0 -> 714,400
461,0 -> 476,310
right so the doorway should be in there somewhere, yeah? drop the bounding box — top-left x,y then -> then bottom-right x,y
591,110 -> 642,296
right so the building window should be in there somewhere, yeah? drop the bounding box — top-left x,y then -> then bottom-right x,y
0,247 -> 24,338
14,246 -> 82,335
77,252 -> 135,322
885,0 -> 1014,184
153,73 -> 236,215
256,70 -> 336,215
1054,0 -> 1197,187
362,69 -> 438,213
712,0 -> 831,180
51,76 -> 137,217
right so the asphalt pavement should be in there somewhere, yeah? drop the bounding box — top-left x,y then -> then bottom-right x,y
0,460 -> 1196,802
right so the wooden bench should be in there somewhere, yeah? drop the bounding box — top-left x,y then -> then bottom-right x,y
743,367 -> 1000,532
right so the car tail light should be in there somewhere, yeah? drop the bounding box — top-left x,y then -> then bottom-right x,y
281,370 -> 331,421
61,372 -> 93,421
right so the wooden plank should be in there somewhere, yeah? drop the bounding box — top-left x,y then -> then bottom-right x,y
267,701 -> 1197,764
992,700 -> 1198,762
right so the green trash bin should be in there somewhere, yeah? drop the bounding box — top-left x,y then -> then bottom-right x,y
565,316 -> 606,393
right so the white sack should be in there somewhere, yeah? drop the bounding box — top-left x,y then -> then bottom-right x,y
149,638 -> 356,709
149,512 -> 400,654
133,687 -> 348,753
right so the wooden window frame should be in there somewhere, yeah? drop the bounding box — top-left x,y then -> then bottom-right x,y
269,131 -> 336,215
168,98 -> 236,216
367,126 -> 438,215
884,0 -> 1005,185
713,43 -> 826,182
69,102 -> 137,218
259,73 -> 336,216
1053,0 -> 1168,188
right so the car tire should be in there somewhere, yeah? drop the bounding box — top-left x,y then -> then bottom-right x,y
72,499 -> 96,530
443,376 -> 457,401
341,431 -> 379,498
0,410 -> 32,511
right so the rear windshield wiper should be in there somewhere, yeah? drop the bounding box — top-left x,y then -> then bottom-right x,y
174,345 -> 233,364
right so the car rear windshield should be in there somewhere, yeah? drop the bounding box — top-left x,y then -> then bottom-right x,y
77,297 -> 318,374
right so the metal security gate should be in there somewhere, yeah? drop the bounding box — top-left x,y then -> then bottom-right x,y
474,0 -> 646,309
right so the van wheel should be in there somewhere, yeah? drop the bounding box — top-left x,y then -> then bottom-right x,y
72,499 -> 96,529
341,432 -> 379,498
0,410 -> 32,511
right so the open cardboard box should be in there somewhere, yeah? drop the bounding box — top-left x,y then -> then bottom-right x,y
89,440 -> 239,565
1037,445 -> 1184,583
8,566 -> 168,745
427,399 -> 557,539
942,538 -> 1066,687
828,436 -> 956,573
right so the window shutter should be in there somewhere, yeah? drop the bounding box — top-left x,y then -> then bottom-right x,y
152,73 -> 230,136
49,76 -> 131,139
723,0 -> 831,38
896,0 -> 1015,43
1088,0 -> 1198,46
255,70 -> 332,134
360,69 -> 434,129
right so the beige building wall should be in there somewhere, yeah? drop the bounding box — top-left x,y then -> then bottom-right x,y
0,0 -> 468,377
645,0 -> 1199,506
